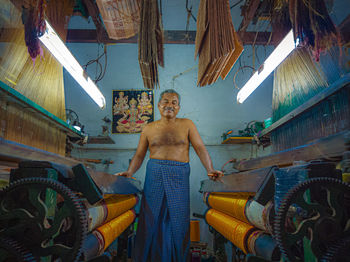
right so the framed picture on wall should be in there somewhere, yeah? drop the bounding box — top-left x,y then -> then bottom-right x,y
112,90 -> 154,133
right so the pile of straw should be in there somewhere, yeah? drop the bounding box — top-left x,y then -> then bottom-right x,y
138,0 -> 164,89
195,0 -> 243,87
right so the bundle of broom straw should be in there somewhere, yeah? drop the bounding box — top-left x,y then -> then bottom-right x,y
138,0 -> 164,89
195,0 -> 243,87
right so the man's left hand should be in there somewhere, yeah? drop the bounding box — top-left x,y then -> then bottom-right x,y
207,170 -> 224,181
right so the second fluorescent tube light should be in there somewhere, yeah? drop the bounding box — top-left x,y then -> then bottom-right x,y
39,21 -> 106,109
237,30 -> 298,103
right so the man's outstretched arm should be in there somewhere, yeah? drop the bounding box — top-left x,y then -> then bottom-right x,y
115,127 -> 149,178
188,120 -> 223,181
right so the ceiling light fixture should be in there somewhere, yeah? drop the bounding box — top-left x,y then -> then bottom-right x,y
39,21 -> 106,109
237,30 -> 299,103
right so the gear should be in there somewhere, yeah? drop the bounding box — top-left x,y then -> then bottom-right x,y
0,177 -> 88,262
274,177 -> 350,262
320,236 -> 350,262
0,236 -> 36,262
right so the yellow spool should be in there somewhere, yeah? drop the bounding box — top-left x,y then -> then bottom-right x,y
207,193 -> 250,223
190,219 -> 200,242
104,194 -> 138,222
342,173 -> 350,183
96,209 -> 136,250
205,209 -> 255,253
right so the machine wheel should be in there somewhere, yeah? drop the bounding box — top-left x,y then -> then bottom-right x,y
0,236 -> 36,262
320,236 -> 350,262
0,177 -> 88,262
274,177 -> 350,262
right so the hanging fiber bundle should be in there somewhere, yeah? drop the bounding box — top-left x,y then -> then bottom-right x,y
138,0 -> 164,89
195,0 -> 243,87
22,0 -> 46,61
96,0 -> 141,40
277,0 -> 340,61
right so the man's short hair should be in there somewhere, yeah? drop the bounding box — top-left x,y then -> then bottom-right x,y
158,89 -> 181,105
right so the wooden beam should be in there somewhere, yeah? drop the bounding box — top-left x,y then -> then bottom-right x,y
66,30 -> 195,44
236,131 -> 350,172
82,0 -> 109,42
238,0 -> 261,32
339,14 -> 350,43
66,29 -> 283,45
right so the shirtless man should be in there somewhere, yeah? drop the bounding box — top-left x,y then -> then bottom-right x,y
116,89 -> 223,262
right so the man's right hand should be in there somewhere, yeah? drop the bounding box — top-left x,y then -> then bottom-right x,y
114,171 -> 132,178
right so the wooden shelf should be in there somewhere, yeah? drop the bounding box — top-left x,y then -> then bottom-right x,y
222,136 -> 253,144
87,136 -> 115,144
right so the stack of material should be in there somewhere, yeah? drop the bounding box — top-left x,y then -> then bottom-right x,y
138,0 -> 164,89
96,0 -> 141,40
195,0 -> 243,87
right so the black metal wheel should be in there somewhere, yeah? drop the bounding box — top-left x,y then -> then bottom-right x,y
274,177 -> 350,262
0,177 -> 87,262
0,237 -> 36,262
320,236 -> 350,262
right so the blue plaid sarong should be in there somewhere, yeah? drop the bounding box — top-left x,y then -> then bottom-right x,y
133,159 -> 190,262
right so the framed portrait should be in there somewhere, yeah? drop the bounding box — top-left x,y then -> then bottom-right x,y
112,90 -> 154,134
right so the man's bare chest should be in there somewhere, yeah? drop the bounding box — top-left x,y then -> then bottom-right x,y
149,128 -> 189,147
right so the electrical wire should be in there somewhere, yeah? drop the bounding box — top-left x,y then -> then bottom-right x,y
230,0 -> 244,9
221,159 -> 236,173
83,44 -> 108,83
185,0 -> 196,22
233,65 -> 255,89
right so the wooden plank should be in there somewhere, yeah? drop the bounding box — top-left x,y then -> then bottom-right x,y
259,74 -> 350,137
222,137 -> 253,144
236,130 -> 350,171
199,166 -> 275,193
0,137 -> 80,167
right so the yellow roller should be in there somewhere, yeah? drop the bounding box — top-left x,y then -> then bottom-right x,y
206,193 -> 250,223
96,209 -> 136,250
104,194 -> 138,222
85,194 -> 138,231
205,209 -> 255,253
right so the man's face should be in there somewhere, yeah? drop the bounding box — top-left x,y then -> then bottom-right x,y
158,93 -> 180,119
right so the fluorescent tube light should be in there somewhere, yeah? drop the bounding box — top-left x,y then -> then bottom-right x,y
39,21 -> 106,109
237,30 -> 298,103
